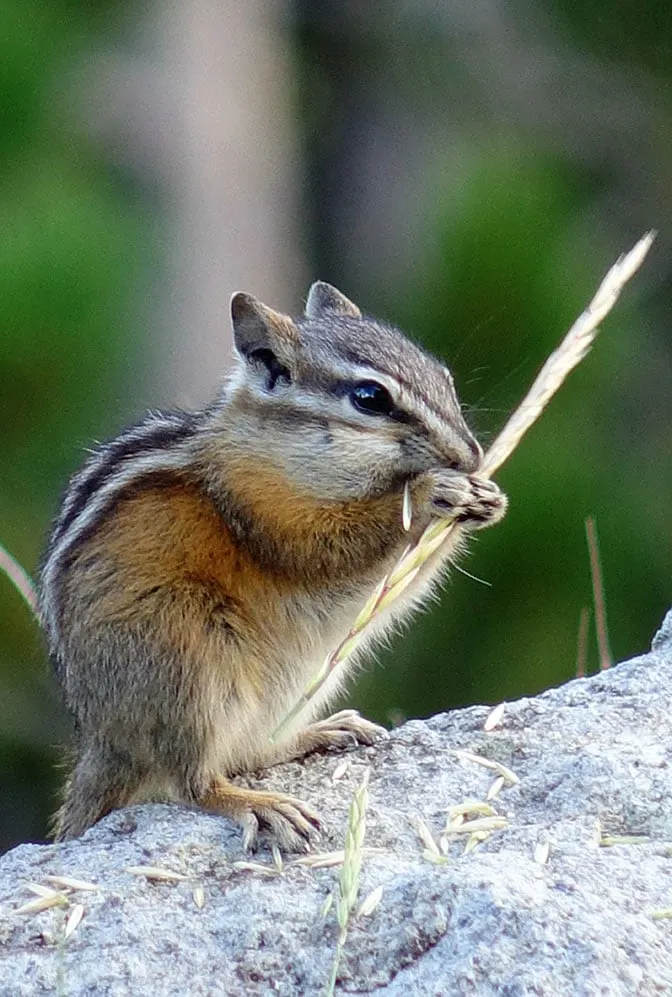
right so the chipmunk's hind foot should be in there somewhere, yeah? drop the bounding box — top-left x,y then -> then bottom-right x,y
200,775 -> 321,852
53,746 -> 144,841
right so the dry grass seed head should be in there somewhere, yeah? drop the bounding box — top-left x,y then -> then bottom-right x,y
273,232 -> 654,735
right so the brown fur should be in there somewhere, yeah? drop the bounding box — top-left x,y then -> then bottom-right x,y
52,472 -> 414,845
44,282 -> 507,849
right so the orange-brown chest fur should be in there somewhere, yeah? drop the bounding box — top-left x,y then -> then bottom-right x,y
60,470 -> 412,769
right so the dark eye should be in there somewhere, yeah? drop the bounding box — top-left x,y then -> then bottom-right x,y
349,380 -> 395,416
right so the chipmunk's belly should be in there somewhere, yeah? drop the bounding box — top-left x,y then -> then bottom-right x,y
206,584 -> 377,775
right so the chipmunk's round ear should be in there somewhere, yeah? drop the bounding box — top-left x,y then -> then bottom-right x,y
230,292 -> 300,365
305,281 -> 362,319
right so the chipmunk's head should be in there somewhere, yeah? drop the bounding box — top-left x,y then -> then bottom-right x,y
224,282 -> 482,501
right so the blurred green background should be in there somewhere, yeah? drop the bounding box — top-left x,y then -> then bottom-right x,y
1,1 -> 670,851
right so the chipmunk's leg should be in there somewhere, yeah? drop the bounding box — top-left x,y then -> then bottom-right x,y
54,744 -> 145,841
198,775 -> 320,852
274,710 -> 387,763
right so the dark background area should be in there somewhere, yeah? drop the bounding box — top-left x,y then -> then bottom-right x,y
1,0 -> 670,851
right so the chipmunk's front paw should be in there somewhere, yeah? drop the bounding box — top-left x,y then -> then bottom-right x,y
300,710 -> 387,753
429,471 -> 507,530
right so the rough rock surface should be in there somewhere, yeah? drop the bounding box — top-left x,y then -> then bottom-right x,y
1,613 -> 671,997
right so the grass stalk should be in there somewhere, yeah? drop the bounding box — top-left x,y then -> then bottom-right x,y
585,516 -> 613,670
274,232 -> 654,738
325,769 -> 370,996
0,541 -> 39,619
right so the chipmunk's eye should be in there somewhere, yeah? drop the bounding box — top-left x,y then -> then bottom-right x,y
349,381 -> 395,416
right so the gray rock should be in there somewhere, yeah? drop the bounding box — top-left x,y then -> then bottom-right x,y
1,612 -> 671,996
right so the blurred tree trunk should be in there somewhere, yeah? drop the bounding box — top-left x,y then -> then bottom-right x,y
153,0 -> 305,405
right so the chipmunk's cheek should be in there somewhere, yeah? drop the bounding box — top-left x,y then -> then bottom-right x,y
396,435 -> 439,477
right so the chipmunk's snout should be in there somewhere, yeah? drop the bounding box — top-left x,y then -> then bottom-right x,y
434,429 -> 483,476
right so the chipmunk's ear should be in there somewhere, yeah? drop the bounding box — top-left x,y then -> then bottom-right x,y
305,281 -> 362,319
231,293 -> 300,388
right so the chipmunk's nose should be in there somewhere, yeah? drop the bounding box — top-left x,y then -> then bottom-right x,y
437,433 -> 482,475
447,430 -> 483,474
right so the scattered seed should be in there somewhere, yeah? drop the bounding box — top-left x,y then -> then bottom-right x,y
456,750 -> 520,786
293,847 -> 381,870
17,894 -> 69,915
124,865 -> 188,882
534,841 -> 550,865
484,702 -> 506,731
445,816 -> 508,836
464,830 -> 490,854
232,861 -> 279,877
486,776 -> 506,801
422,850 -> 450,866
25,884 -> 64,900
294,850 -> 345,870
271,844 -> 283,873
415,818 -> 440,856
448,801 -> 496,822
44,875 -> 99,893
357,885 -> 383,918
651,908 -> 672,920
600,834 -> 650,847
193,886 -> 205,909
64,904 -> 84,940
332,759 -> 350,782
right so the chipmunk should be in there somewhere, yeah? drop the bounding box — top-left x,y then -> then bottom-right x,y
39,281 -> 507,850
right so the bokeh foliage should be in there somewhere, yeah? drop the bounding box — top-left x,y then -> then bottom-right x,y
1,1 -> 670,851
0,0 -> 150,846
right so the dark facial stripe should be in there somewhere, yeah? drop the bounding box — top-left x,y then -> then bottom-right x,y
50,412 -> 200,549
327,330 -> 462,425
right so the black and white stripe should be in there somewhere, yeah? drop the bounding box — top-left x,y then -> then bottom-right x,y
40,411 -> 202,643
